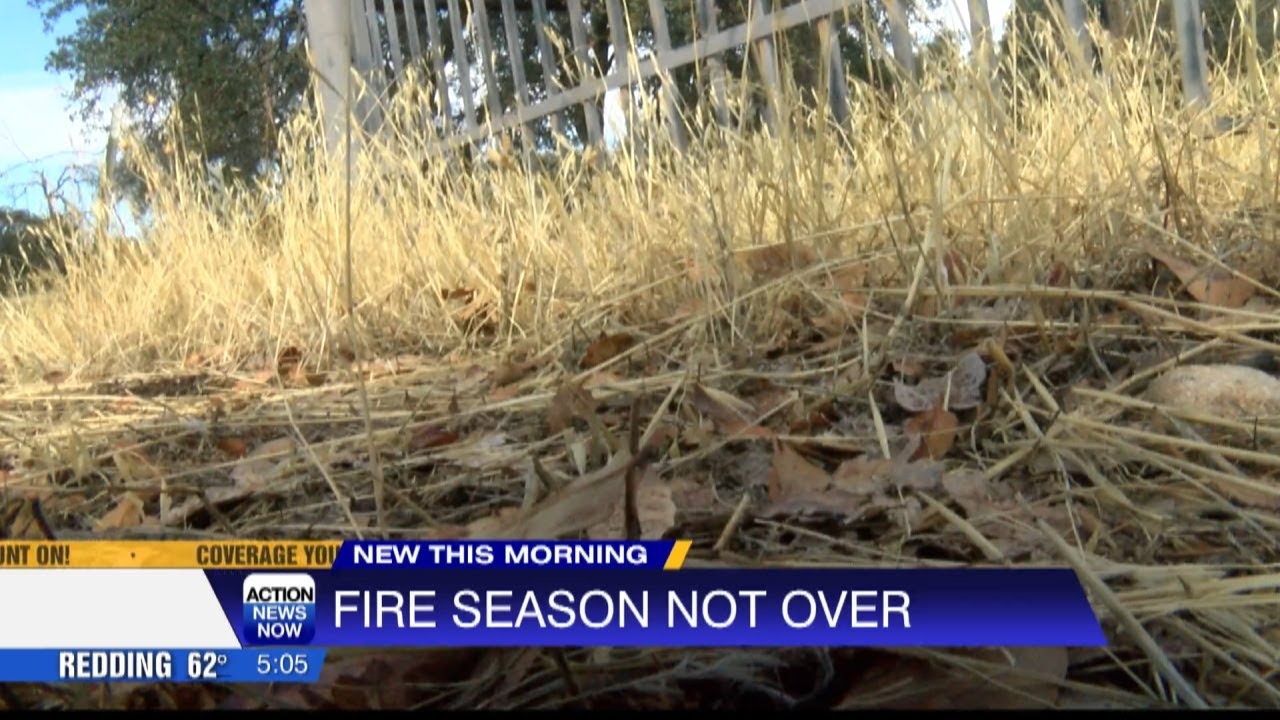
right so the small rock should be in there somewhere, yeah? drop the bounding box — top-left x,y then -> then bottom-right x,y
1144,364 -> 1280,419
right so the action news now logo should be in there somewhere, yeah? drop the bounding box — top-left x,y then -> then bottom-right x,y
242,573 -> 316,645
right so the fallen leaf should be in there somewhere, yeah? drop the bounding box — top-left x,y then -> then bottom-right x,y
492,450 -> 637,539
767,442 -> 831,500
941,470 -> 990,515
231,437 -> 296,490
547,381 -> 597,434
905,404 -> 959,460
580,333 -> 637,369
688,384 -> 774,439
463,507 -> 523,538
582,369 -> 627,389
486,384 -> 522,402
738,242 -> 820,280
441,287 -> 476,302
407,426 -> 461,452
893,358 -> 927,379
839,647 -> 1068,709
96,493 -> 145,532
894,352 -> 987,412
112,442 -> 162,486
276,346 -> 303,376
588,466 -> 676,540
1146,243 -> 1255,308
893,378 -> 937,414
216,437 -> 249,459
491,356 -> 541,386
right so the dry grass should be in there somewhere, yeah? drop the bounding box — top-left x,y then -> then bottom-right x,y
2,22 -> 1280,710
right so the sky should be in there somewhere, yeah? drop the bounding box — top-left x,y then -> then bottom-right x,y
0,0 -> 1011,217
0,2 -> 116,215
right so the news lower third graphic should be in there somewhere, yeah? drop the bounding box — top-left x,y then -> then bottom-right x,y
242,573 -> 317,645
0,540 -> 1108,682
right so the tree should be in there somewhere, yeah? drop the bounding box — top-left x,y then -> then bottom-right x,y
0,207 -> 72,289
33,0 -> 311,192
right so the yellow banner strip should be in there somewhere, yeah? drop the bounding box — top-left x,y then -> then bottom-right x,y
0,541 -> 341,569
663,540 -> 692,570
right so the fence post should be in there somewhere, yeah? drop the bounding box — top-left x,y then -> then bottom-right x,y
695,0 -> 732,128
471,0 -> 506,131
815,16 -> 850,125
605,0 -> 641,152
382,0 -> 406,83
349,0 -> 385,135
884,0 -> 917,81
1171,0 -> 1212,109
1061,0 -> 1095,72
566,0 -> 603,147
752,0 -> 785,136
302,0 -> 354,158
648,0 -> 690,151
446,0 -> 478,130
531,0 -> 566,141
500,0 -> 536,160
422,0 -> 453,134
967,0 -> 998,93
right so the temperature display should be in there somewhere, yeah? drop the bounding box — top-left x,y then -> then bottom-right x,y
0,649 -> 326,683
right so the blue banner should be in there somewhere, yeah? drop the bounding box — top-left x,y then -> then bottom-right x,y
0,649 -> 326,683
331,540 -> 681,570
206,567 -> 1107,647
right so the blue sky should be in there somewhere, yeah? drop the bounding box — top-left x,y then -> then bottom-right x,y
0,2 -> 116,214
0,0 -> 1008,216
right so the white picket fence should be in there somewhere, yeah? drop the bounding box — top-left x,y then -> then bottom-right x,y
301,0 -> 1216,158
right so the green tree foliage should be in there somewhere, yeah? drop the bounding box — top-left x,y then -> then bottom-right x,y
32,0 -> 311,189
0,208 -> 71,289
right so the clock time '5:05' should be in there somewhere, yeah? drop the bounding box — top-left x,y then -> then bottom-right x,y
258,652 -> 309,676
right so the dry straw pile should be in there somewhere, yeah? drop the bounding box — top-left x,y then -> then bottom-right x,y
1,18 -> 1278,710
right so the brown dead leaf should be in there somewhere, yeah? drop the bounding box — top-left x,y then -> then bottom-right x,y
580,332 -> 637,369
1146,243 -> 1255,308
738,242 -> 820,280
491,358 -> 538,387
96,493 -> 145,532
276,346 -> 303,376
894,351 -> 987,413
112,442 -> 162,486
941,470 -> 991,515
582,369 -> 626,389
215,437 -> 249,459
547,381 -> 597,434
441,287 -> 476,303
904,404 -> 959,461
42,369 -> 68,386
463,507 -> 523,539
231,437 -> 296,490
688,383 -> 774,439
834,453 -> 944,494
490,450 -> 636,539
407,426 -> 461,452
588,466 -> 676,540
893,358 -> 927,379
839,647 -> 1068,709
486,384 -> 522,402
767,442 -> 831,500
